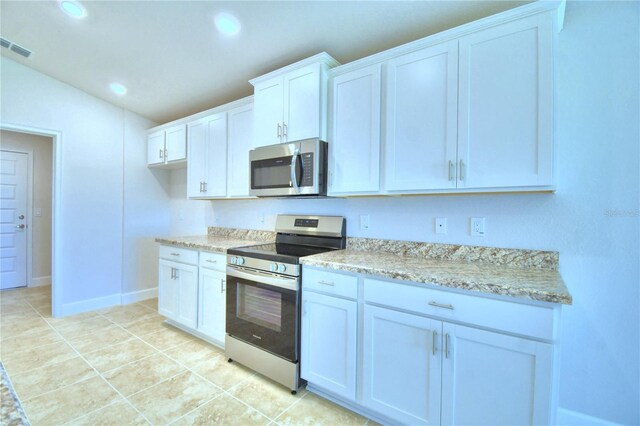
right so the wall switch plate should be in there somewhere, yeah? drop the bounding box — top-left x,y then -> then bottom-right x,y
435,217 -> 447,234
360,215 -> 370,230
34,208 -> 42,217
471,217 -> 485,236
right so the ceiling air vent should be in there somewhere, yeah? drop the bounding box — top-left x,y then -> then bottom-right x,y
10,44 -> 31,58
0,37 -> 32,58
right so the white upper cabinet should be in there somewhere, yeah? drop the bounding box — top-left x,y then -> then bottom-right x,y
187,113 -> 227,198
147,124 -> 187,167
250,53 -> 339,148
328,64 -> 382,195
227,103 -> 254,197
458,13 -> 554,189
384,41 -> 458,192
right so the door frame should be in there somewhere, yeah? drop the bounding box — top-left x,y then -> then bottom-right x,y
1,122 -> 62,317
0,148 -> 33,289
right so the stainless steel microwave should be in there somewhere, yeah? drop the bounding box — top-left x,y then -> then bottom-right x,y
249,138 -> 328,197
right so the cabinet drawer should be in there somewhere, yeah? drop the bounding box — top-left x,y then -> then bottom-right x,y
303,267 -> 358,300
199,251 -> 226,271
364,278 -> 554,340
159,245 -> 198,265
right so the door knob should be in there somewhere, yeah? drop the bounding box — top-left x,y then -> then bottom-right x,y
16,224 -> 25,229
18,214 -> 24,219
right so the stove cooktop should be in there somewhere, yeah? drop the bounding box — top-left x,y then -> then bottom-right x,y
227,242 -> 337,265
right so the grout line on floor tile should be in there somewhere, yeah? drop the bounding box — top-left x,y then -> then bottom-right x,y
164,393 -> 224,426
222,389 -> 277,423
271,389 -> 309,425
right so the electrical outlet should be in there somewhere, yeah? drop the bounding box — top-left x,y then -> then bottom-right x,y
435,218 -> 447,234
360,215 -> 370,230
471,217 -> 485,236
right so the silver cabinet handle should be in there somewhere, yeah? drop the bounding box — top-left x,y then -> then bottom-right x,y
174,268 -> 179,279
15,224 -> 26,229
448,160 -> 455,181
277,123 -> 282,138
283,122 -> 288,138
170,267 -> 175,279
318,280 -> 334,286
432,331 -> 437,356
205,259 -> 217,264
220,278 -> 226,293
159,149 -> 164,159
164,149 -> 168,160
445,333 -> 450,358
203,181 -> 207,192
459,160 -> 465,181
428,301 -> 454,310
170,252 -> 180,257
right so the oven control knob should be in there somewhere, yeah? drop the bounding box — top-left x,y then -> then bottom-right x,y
236,257 -> 245,266
277,264 -> 286,273
270,263 -> 278,272
230,256 -> 237,265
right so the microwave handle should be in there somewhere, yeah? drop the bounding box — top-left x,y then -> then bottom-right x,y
290,148 -> 302,193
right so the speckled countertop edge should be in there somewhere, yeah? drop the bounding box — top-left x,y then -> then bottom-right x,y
155,235 -> 268,253
301,250 -> 572,305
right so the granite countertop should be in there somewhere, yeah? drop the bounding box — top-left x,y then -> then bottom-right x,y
155,235 -> 264,253
301,249 -> 572,305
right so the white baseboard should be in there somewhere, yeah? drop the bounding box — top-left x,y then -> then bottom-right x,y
557,408 -> 621,426
30,276 -> 51,287
121,287 -> 158,305
56,293 -> 121,317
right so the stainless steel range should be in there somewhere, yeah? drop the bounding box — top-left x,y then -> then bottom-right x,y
225,215 -> 346,394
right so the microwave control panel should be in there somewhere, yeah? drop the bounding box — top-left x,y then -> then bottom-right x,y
301,153 -> 313,187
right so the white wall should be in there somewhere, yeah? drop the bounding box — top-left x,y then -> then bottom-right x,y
170,2 -> 640,423
0,130 -> 53,283
1,57 -> 171,312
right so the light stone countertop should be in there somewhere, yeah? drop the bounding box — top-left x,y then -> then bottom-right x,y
154,235 -> 265,253
300,249 -> 572,305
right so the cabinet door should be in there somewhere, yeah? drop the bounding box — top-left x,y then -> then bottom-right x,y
441,323 -> 553,425
458,14 -> 553,188
175,263 -> 198,329
204,113 -> 227,197
187,119 -> 208,198
198,267 -> 226,343
301,291 -> 357,401
158,260 -> 178,320
147,131 -> 165,165
227,103 -> 254,197
384,41 -> 458,191
253,77 -> 284,147
328,64 -> 381,195
284,64 -> 322,142
362,305 -> 442,425
165,124 -> 187,162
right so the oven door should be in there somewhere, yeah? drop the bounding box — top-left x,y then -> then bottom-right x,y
226,265 -> 300,362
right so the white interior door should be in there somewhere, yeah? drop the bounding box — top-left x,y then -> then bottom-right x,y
0,150 -> 28,289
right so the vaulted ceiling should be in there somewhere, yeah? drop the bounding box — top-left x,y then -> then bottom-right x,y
0,1 -> 530,124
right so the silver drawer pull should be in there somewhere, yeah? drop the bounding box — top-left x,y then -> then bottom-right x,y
318,280 -> 335,286
170,252 -> 180,256
205,259 -> 217,263
428,301 -> 454,310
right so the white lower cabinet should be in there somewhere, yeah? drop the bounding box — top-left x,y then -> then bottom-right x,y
198,266 -> 226,343
300,266 -> 559,426
301,290 -> 357,401
441,323 -> 553,426
158,258 -> 197,329
362,305 -> 442,425
158,246 -> 227,346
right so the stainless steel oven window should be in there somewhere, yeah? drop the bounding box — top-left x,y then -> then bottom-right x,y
237,284 -> 283,332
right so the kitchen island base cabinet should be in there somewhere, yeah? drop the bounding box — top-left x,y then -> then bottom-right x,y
362,305 -> 442,425
441,324 -> 553,426
301,289 -> 357,401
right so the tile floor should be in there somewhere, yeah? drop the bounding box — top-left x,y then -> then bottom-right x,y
0,286 -> 372,426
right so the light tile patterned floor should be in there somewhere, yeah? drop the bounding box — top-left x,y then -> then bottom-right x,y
0,286 -> 372,426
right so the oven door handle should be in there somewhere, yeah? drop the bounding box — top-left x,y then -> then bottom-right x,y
226,266 -> 299,292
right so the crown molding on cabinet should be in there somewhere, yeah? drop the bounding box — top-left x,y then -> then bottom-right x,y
148,95 -> 254,133
248,52 -> 340,87
329,0 -> 566,78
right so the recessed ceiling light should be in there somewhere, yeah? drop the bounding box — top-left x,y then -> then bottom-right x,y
214,13 -> 241,36
109,83 -> 127,95
60,1 -> 86,19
